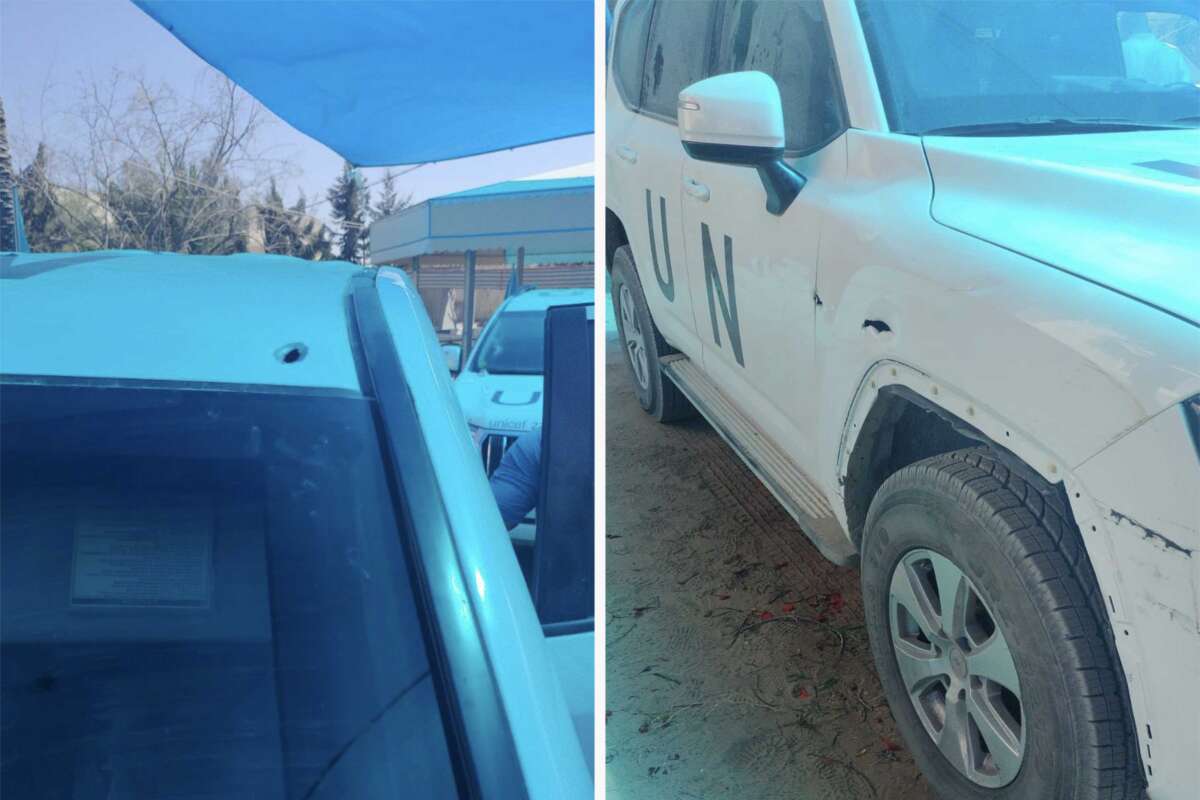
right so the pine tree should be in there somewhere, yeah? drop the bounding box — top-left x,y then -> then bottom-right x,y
371,169 -> 410,222
326,161 -> 370,263
259,177 -> 290,254
18,143 -> 67,252
0,98 -> 17,251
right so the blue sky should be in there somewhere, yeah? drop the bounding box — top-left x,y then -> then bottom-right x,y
0,0 -> 594,223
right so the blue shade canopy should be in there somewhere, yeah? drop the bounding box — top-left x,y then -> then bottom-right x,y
134,1 -> 593,166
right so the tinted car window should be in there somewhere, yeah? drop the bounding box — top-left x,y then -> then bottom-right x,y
857,1 -> 1200,134
613,0 -> 655,107
470,310 -> 547,375
641,0 -> 718,119
711,0 -> 847,152
1,380 -> 459,800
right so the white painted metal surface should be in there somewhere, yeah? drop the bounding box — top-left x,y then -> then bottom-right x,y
677,71 -> 786,150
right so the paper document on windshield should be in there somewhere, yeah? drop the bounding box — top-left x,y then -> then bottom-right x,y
71,508 -> 214,609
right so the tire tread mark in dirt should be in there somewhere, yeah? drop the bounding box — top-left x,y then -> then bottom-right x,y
605,333 -> 933,800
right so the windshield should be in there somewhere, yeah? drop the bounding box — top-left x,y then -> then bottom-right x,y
857,1 -> 1200,134
470,310 -> 548,375
1,380 -> 460,800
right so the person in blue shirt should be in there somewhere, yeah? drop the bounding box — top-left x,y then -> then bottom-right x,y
489,429 -> 541,530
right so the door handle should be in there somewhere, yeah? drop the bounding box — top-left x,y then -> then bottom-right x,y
616,145 -> 637,164
683,177 -> 710,202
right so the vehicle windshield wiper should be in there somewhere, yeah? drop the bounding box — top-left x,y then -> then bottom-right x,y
922,118 -> 1188,137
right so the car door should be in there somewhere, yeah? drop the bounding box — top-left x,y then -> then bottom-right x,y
606,0 -> 718,358
535,303 -> 596,774
678,0 -> 849,469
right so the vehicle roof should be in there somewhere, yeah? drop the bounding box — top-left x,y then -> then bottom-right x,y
1,250 -> 367,392
497,287 -> 594,313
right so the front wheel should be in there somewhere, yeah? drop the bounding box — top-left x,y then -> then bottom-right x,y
610,245 -> 693,423
861,448 -> 1142,800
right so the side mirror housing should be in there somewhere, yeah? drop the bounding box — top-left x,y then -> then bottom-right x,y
441,343 -> 463,375
678,71 -> 806,216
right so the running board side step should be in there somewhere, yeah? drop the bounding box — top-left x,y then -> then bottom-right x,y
661,355 -> 858,567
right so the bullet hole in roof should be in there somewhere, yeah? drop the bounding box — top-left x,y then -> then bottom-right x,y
275,343 -> 308,364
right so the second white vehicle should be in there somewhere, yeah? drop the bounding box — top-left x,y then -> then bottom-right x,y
453,287 -> 595,475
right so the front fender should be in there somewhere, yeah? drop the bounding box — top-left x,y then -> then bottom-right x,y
1071,402 -> 1200,800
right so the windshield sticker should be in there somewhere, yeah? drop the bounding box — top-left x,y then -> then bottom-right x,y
70,515 -> 213,608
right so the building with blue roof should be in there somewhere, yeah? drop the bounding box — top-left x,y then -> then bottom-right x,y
369,175 -> 594,269
368,175 -> 594,344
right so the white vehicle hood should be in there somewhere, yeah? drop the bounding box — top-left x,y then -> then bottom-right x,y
453,370 -> 544,433
923,129 -> 1200,328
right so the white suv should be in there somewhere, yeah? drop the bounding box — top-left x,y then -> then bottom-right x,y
453,288 -> 595,474
606,2 -> 1200,798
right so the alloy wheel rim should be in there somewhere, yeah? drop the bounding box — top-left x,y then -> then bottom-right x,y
618,284 -> 650,391
888,548 -> 1025,787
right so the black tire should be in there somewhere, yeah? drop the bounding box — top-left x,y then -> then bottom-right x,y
862,448 -> 1142,800
610,245 -> 694,423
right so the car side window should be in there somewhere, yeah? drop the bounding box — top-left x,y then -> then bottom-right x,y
711,0 -> 847,153
613,0 -> 655,108
640,0 -> 718,119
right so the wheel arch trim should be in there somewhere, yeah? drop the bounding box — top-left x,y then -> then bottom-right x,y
836,359 -> 1069,494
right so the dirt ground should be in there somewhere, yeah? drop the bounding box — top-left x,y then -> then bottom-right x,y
604,319 -> 936,800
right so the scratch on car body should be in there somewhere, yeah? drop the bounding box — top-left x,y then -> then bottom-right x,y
1110,509 -> 1193,558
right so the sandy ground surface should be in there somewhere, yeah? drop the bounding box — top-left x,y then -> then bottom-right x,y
604,320 -> 936,800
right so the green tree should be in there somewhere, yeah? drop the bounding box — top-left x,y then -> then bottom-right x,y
259,177 -> 291,254
289,192 -> 332,261
18,143 -> 69,251
0,98 -> 16,251
256,182 -> 333,260
371,168 -> 411,222
327,161 -> 369,263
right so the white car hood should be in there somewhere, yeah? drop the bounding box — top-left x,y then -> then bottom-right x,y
453,371 -> 544,433
924,129 -> 1200,327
